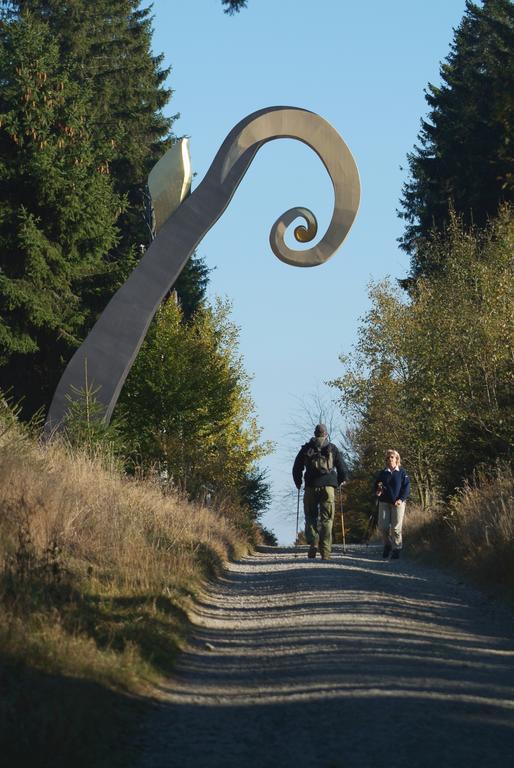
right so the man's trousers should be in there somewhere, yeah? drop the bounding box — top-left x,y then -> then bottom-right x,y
304,486 -> 335,557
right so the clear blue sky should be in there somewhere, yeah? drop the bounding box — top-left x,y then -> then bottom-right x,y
150,0 -> 467,543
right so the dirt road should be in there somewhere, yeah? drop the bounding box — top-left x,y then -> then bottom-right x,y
136,545 -> 514,768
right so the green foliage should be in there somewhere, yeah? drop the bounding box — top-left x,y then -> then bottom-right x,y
59,365 -> 127,462
331,209 -> 513,506
259,526 -> 278,546
408,208 -> 513,490
239,465 -> 272,522
116,296 -> 272,503
0,11 -> 123,412
0,1 -> 177,416
172,252 -> 211,319
222,0 -> 248,14
57,0 -> 175,286
400,0 -> 514,274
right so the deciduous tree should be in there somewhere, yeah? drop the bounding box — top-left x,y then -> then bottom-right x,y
331,208 -> 513,505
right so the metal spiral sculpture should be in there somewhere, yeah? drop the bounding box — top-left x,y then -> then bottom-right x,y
44,106 -> 360,435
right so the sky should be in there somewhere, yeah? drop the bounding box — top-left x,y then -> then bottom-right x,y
150,0 -> 468,543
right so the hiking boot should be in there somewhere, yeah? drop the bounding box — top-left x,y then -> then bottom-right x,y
391,549 -> 400,560
308,545 -> 317,559
382,544 -> 391,559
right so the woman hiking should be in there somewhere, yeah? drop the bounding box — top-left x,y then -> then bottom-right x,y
374,449 -> 410,559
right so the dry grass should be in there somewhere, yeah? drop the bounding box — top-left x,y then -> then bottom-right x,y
0,409 -> 250,766
404,465 -> 514,602
0,439 -> 247,595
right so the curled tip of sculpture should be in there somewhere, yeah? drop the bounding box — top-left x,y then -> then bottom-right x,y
219,107 -> 359,269
294,212 -> 318,244
270,206 -> 326,267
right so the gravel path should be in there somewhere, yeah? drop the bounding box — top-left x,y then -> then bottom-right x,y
136,545 -> 514,768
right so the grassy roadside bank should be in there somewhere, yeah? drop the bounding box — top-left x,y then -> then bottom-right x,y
403,466 -> 514,607
0,411 -> 251,767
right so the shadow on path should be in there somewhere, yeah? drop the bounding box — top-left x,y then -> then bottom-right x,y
136,545 -> 514,768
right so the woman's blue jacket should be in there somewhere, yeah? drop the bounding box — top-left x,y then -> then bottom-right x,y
374,467 -> 410,504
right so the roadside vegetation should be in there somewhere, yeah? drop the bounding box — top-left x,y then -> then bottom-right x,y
333,209 -> 513,501
335,209 -> 513,598
0,401 -> 258,767
404,466 -> 514,603
334,0 -> 513,597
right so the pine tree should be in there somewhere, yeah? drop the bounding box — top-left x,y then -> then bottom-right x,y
0,2 -> 184,413
117,296 -> 271,499
399,0 -> 514,276
0,12 -> 123,413
173,253 -> 211,319
3,0 -> 174,292
222,0 -> 248,14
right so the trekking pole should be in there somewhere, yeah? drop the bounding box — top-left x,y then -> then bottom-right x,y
365,497 -> 379,546
340,488 -> 347,554
296,486 -> 300,540
364,513 -> 374,546
294,486 -> 300,558
362,503 -> 373,546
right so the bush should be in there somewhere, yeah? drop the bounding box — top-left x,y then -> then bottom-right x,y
404,465 -> 514,602
0,404 -> 249,766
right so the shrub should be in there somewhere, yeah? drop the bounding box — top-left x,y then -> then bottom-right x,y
404,465 -> 514,602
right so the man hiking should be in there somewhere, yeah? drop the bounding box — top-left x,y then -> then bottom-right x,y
292,424 -> 348,560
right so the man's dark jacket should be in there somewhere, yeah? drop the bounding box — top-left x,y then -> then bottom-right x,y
292,438 -> 348,489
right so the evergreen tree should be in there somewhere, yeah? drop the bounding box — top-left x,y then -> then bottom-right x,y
239,466 -> 272,523
172,253 -> 211,319
0,12 -> 123,413
0,2 -> 185,413
399,0 -> 514,276
222,0 -> 248,14
2,0 -> 174,292
116,296 -> 271,500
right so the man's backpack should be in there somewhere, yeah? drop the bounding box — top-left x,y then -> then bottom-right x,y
304,443 -> 334,476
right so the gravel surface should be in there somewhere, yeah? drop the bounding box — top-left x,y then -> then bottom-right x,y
135,544 -> 514,768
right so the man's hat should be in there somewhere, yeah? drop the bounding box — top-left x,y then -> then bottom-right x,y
314,424 -> 328,437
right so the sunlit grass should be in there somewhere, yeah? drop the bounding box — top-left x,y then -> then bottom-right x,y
404,465 -> 514,602
0,408 -> 250,766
